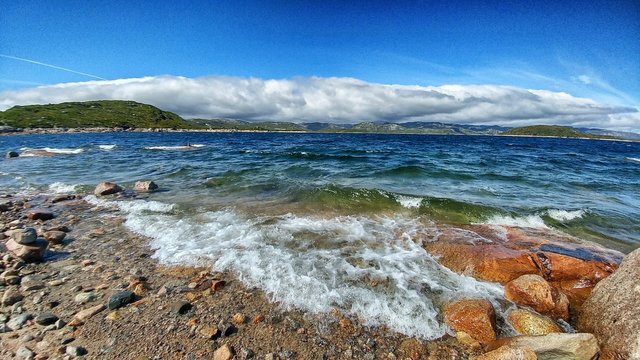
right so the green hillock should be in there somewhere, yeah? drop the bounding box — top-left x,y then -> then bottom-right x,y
0,100 -> 203,129
502,125 -> 615,139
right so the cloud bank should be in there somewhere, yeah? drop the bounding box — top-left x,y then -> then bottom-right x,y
1,75 -> 637,131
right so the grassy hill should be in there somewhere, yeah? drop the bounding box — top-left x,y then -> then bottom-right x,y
0,100 -> 203,129
502,125 -> 615,139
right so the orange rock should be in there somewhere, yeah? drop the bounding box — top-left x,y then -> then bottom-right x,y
505,274 -> 569,320
508,309 -> 563,336
211,280 -> 226,291
232,313 -> 246,325
339,318 -> 351,328
443,299 -> 496,344
473,345 -> 537,360
251,314 -> 265,324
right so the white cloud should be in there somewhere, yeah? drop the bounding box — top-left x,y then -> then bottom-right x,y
0,75 -> 637,131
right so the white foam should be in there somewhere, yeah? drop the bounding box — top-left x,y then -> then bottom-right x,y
48,182 -> 78,194
397,195 -> 422,209
481,214 -> 549,229
98,144 -> 117,150
626,157 -> 640,163
84,195 -> 174,213
94,199 -> 503,339
144,144 -> 206,150
42,147 -> 84,154
546,209 -> 586,222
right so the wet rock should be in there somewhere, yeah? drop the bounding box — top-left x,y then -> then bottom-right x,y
133,181 -> 158,192
443,298 -> 497,344
94,182 -> 123,196
2,286 -> 24,306
171,300 -> 192,315
489,333 -> 598,360
508,309 -> 563,336
472,345 -> 536,360
43,230 -> 66,244
423,225 -> 622,306
5,238 -> 48,263
11,227 -> 37,245
34,313 -> 58,326
577,247 -> 640,360
5,151 -> 19,159
16,346 -> 35,359
107,290 -> 135,310
213,344 -> 234,360
505,274 -> 569,320
27,210 -> 54,221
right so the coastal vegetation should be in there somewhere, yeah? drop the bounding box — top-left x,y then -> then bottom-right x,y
0,100 -> 631,139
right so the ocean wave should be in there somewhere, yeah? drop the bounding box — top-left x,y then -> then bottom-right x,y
48,182 -> 79,194
396,195 -> 423,209
144,144 -> 206,150
546,209 -> 587,222
481,214 -> 549,229
98,198 -> 503,340
626,157 -> 640,163
19,147 -> 84,156
98,144 -> 117,150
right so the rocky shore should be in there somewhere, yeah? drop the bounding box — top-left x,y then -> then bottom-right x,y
1,183 -> 638,359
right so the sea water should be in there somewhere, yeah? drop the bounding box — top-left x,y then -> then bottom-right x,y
1,132 -> 639,338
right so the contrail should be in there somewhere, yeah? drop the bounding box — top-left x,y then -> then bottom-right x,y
0,54 -> 106,80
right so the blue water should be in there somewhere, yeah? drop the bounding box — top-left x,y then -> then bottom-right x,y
1,132 -> 639,252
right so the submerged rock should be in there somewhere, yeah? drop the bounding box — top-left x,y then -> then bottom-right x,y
133,181 -> 158,192
443,298 -> 497,344
508,308 -> 563,336
577,248 -> 640,360
94,182 -> 123,196
422,225 -> 622,306
505,274 -> 569,320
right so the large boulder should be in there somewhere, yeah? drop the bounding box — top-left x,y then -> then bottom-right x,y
507,308 -> 563,336
443,298 -> 497,344
488,333 -> 599,360
5,238 -> 48,262
422,225 -> 622,306
577,248 -> 640,360
505,274 -> 569,320
94,182 -> 123,196
472,345 -> 536,360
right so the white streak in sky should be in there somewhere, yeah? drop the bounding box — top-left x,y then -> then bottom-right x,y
0,54 -> 106,80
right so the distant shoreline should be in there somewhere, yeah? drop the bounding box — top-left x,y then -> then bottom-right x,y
1,127 -> 638,142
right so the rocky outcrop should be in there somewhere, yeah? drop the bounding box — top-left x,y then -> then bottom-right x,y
508,308 -> 563,336
505,274 -> 569,320
94,182 -> 123,196
443,298 -> 497,344
422,225 -> 622,306
577,248 -> 640,360
133,181 -> 158,192
488,333 -> 599,360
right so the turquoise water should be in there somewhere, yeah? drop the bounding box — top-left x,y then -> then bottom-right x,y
2,132 -> 638,252
2,131 -> 639,339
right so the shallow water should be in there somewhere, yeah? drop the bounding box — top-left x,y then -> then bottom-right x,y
2,132 -> 639,338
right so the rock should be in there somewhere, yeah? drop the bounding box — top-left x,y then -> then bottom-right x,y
107,290 -> 135,310
34,313 -> 59,326
0,323 -> 9,333
577,248 -> 640,360
7,313 -> 32,330
505,274 -> 569,320
232,313 -> 246,325
213,344 -> 234,360
94,182 -> 123,196
16,346 -> 35,359
252,314 -> 265,324
65,346 -> 87,357
200,326 -> 221,339
74,291 -> 98,304
2,286 -> 24,306
508,309 -> 563,336
422,225 -> 623,306
21,279 -> 45,292
5,238 -> 48,263
1,269 -> 21,285
52,194 -> 75,203
443,298 -> 497,344
43,230 -> 66,244
397,338 -> 424,360
218,321 -> 237,337
171,300 -> 192,315
11,227 -> 37,245
5,151 -> 19,159
0,200 -> 12,212
27,210 -> 54,221
489,333 -> 598,360
133,181 -> 158,192
238,348 -> 255,360
472,345 -> 536,360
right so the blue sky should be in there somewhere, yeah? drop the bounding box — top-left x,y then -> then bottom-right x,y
1,1 -> 638,129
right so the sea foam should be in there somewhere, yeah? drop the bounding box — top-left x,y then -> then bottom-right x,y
89,197 -> 503,339
546,209 -> 586,222
144,144 -> 206,150
48,182 -> 79,194
98,144 -> 117,150
482,214 -> 549,229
